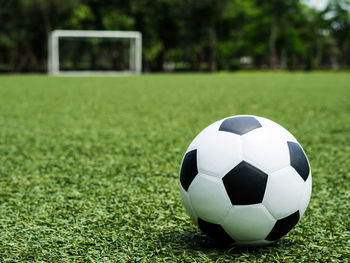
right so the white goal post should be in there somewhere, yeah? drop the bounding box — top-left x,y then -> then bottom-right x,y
48,30 -> 142,75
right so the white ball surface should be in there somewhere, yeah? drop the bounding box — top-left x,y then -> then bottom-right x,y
179,115 -> 312,246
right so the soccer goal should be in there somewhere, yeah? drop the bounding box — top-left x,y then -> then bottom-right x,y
48,30 -> 142,75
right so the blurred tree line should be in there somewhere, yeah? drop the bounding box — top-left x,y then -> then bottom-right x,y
0,0 -> 349,72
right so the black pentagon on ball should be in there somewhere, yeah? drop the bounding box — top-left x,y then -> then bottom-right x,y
222,161 -> 268,205
265,210 -> 300,241
219,116 -> 262,135
287,141 -> 310,181
197,217 -> 235,244
180,149 -> 198,191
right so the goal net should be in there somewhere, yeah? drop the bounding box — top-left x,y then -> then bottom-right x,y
48,30 -> 142,75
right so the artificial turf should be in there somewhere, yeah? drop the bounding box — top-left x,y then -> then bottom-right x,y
0,73 -> 349,262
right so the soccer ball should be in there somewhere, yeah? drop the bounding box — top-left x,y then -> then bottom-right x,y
179,115 -> 312,246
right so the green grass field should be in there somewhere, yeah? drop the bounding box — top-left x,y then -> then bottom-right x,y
0,73 -> 349,262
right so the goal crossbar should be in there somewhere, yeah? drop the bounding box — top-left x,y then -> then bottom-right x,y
48,30 -> 142,75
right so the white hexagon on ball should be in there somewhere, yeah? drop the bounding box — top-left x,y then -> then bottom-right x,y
255,116 -> 298,143
222,204 -> 276,242
188,173 -> 232,224
196,131 -> 242,178
299,175 -> 312,217
241,124 -> 291,174
179,184 -> 198,224
263,166 -> 305,220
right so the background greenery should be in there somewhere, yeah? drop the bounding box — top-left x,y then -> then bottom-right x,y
0,73 -> 349,262
0,0 -> 349,72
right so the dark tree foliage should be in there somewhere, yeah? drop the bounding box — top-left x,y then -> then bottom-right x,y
0,0 -> 349,72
